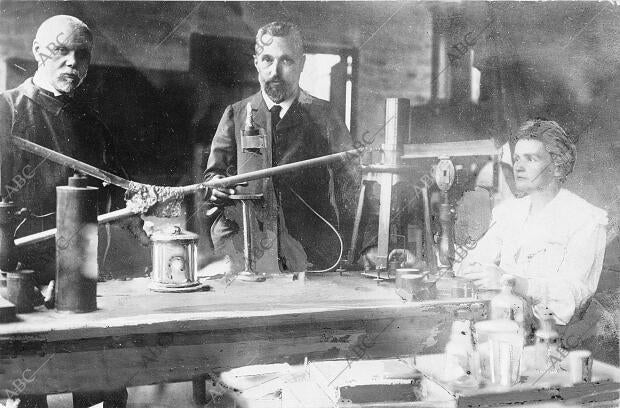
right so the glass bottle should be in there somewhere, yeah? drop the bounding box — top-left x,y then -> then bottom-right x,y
533,305 -> 560,375
490,275 -> 525,336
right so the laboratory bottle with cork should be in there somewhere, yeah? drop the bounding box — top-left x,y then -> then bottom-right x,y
532,304 -> 560,376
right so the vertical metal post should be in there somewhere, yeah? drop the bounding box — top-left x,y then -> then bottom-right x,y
236,197 -> 266,282
375,98 -> 410,270
431,11 -> 440,102
422,185 -> 437,275
347,182 -> 367,266
242,200 -> 252,273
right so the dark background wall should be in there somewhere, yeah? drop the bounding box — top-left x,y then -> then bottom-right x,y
0,2 -> 618,294
0,1 -> 433,272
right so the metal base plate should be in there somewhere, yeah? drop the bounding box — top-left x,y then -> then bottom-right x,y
361,270 -> 395,281
149,281 -> 206,293
237,271 -> 266,282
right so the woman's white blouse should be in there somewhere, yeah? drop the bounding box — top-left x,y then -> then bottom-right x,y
458,189 -> 608,324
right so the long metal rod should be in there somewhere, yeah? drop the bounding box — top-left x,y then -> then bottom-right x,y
11,136 -> 363,193
14,207 -> 138,247
203,149 -> 362,189
11,136 -> 134,189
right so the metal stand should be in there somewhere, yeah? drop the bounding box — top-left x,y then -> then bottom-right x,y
350,170 -> 408,273
348,98 -> 412,272
232,194 -> 266,282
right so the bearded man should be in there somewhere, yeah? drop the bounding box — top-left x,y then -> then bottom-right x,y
204,21 -> 357,273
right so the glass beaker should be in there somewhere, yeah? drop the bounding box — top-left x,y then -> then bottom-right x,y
488,332 -> 524,386
474,320 -> 522,386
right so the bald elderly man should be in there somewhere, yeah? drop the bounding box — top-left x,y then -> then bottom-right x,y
0,14 -> 139,285
0,15 -> 130,408
457,119 -> 608,326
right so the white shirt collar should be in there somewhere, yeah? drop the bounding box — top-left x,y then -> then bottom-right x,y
261,88 -> 297,119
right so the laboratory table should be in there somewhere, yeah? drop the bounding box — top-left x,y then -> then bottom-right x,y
0,273 -> 487,396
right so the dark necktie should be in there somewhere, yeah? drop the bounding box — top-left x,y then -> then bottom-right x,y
270,105 -> 282,136
270,105 -> 282,164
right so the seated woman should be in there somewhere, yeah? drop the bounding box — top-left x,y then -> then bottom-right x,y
457,119 -> 608,325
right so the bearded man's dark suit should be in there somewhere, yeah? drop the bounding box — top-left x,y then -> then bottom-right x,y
204,90 -> 358,271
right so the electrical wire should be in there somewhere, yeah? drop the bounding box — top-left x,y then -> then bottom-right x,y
287,186 -> 343,273
13,211 -> 55,237
30,211 -> 56,218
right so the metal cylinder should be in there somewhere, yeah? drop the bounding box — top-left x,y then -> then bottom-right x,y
55,175 -> 98,312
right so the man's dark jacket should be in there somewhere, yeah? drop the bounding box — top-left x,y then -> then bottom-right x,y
205,90 -> 358,270
0,78 -> 126,282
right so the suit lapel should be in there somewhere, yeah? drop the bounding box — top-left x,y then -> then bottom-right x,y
249,92 -> 268,132
276,99 -> 308,132
275,101 -> 309,165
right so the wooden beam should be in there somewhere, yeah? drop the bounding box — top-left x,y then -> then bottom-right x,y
402,139 -> 499,159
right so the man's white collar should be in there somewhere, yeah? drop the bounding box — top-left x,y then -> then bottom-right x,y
261,89 -> 296,119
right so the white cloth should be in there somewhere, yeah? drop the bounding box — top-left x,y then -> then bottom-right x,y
457,188 -> 608,324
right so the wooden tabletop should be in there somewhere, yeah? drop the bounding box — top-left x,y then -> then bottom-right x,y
0,273 -> 488,395
1,273 -> 484,341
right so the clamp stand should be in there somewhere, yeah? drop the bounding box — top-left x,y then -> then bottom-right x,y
231,194 -> 266,282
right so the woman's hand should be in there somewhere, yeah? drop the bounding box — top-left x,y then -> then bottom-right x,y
461,262 -> 504,290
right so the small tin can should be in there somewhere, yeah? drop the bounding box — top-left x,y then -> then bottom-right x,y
6,270 -> 36,313
395,269 -> 434,301
150,226 -> 201,292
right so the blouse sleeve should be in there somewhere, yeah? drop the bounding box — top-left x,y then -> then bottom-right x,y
525,216 -> 607,324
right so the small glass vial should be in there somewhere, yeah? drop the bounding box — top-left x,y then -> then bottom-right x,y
490,275 -> 525,335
